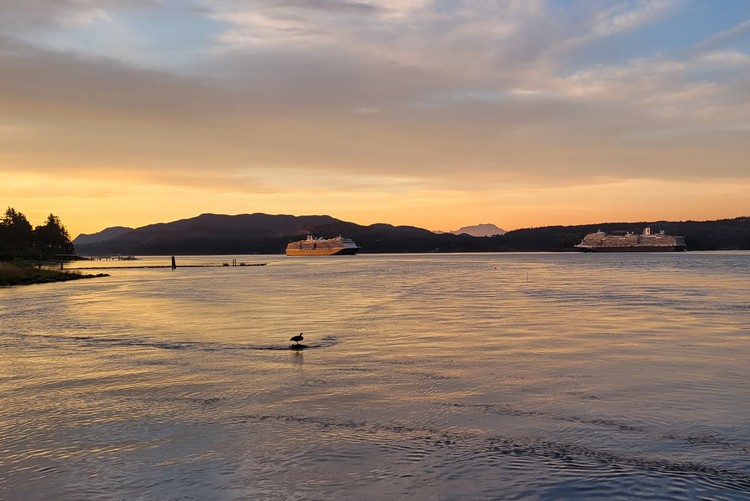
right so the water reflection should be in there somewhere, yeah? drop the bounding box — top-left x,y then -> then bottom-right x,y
291,349 -> 304,365
1,252 -> 749,499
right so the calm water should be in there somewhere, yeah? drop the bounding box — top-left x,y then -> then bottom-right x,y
1,252 -> 749,500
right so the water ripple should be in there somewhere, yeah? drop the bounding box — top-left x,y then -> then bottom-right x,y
3,332 -> 341,352
229,412 -> 750,497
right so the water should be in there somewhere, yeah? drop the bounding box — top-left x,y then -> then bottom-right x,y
1,252 -> 749,500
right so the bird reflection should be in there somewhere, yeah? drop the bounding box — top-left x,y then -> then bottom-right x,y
291,348 -> 304,365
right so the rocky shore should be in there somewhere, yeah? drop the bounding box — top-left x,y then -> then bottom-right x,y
0,262 -> 109,287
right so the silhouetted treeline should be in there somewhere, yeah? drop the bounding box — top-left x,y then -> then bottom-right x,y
74,213 -> 750,255
0,207 -> 74,260
497,218 -> 750,252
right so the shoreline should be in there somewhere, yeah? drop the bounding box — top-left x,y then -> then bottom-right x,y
0,262 -> 109,287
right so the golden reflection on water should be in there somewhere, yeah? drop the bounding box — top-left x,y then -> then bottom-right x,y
2,252 -> 750,499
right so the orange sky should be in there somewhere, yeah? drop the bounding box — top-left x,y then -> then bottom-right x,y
2,1 -> 749,237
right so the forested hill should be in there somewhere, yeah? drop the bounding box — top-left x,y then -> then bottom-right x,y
74,214 -> 750,255
74,213 -> 488,255
498,217 -> 750,251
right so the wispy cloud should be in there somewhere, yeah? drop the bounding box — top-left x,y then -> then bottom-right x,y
0,0 -> 155,31
693,18 -> 750,52
589,0 -> 681,37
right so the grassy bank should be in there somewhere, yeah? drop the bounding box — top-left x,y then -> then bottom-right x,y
0,262 -> 108,286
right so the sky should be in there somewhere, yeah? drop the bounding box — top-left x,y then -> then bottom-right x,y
1,0 -> 749,237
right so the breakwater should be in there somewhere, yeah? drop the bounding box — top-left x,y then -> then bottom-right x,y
74,263 -> 267,270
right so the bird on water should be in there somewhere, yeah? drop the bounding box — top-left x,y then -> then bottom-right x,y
290,333 -> 304,345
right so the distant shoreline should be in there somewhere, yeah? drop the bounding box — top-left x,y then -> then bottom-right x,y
74,214 -> 750,254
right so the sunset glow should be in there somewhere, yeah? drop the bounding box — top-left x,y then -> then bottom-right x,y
2,1 -> 749,237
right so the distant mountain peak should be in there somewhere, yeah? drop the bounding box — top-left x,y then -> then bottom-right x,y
73,226 -> 134,246
451,223 -> 506,237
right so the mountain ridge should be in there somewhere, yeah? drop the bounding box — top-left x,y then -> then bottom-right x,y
451,223 -> 506,237
73,213 -> 750,254
73,226 -> 134,246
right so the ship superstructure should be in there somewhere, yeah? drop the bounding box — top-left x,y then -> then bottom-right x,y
285,235 -> 361,256
576,227 -> 686,252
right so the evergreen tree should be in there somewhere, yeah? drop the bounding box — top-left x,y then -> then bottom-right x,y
1,207 -> 35,256
34,213 -> 74,255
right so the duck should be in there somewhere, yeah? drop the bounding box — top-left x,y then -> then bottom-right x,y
290,333 -> 304,345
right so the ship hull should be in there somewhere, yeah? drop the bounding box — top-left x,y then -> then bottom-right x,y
285,247 -> 359,256
576,227 -> 686,252
577,246 -> 685,252
285,235 -> 361,256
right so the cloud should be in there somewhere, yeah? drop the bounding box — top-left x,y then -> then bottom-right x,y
261,0 -> 384,14
693,18 -> 750,52
589,0 -> 681,37
697,50 -> 750,67
207,0 -> 552,73
207,0 -> 393,49
1,0 -> 749,209
0,0 -> 157,31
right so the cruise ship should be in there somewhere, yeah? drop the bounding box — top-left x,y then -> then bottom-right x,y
575,227 -> 686,252
285,235 -> 361,256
